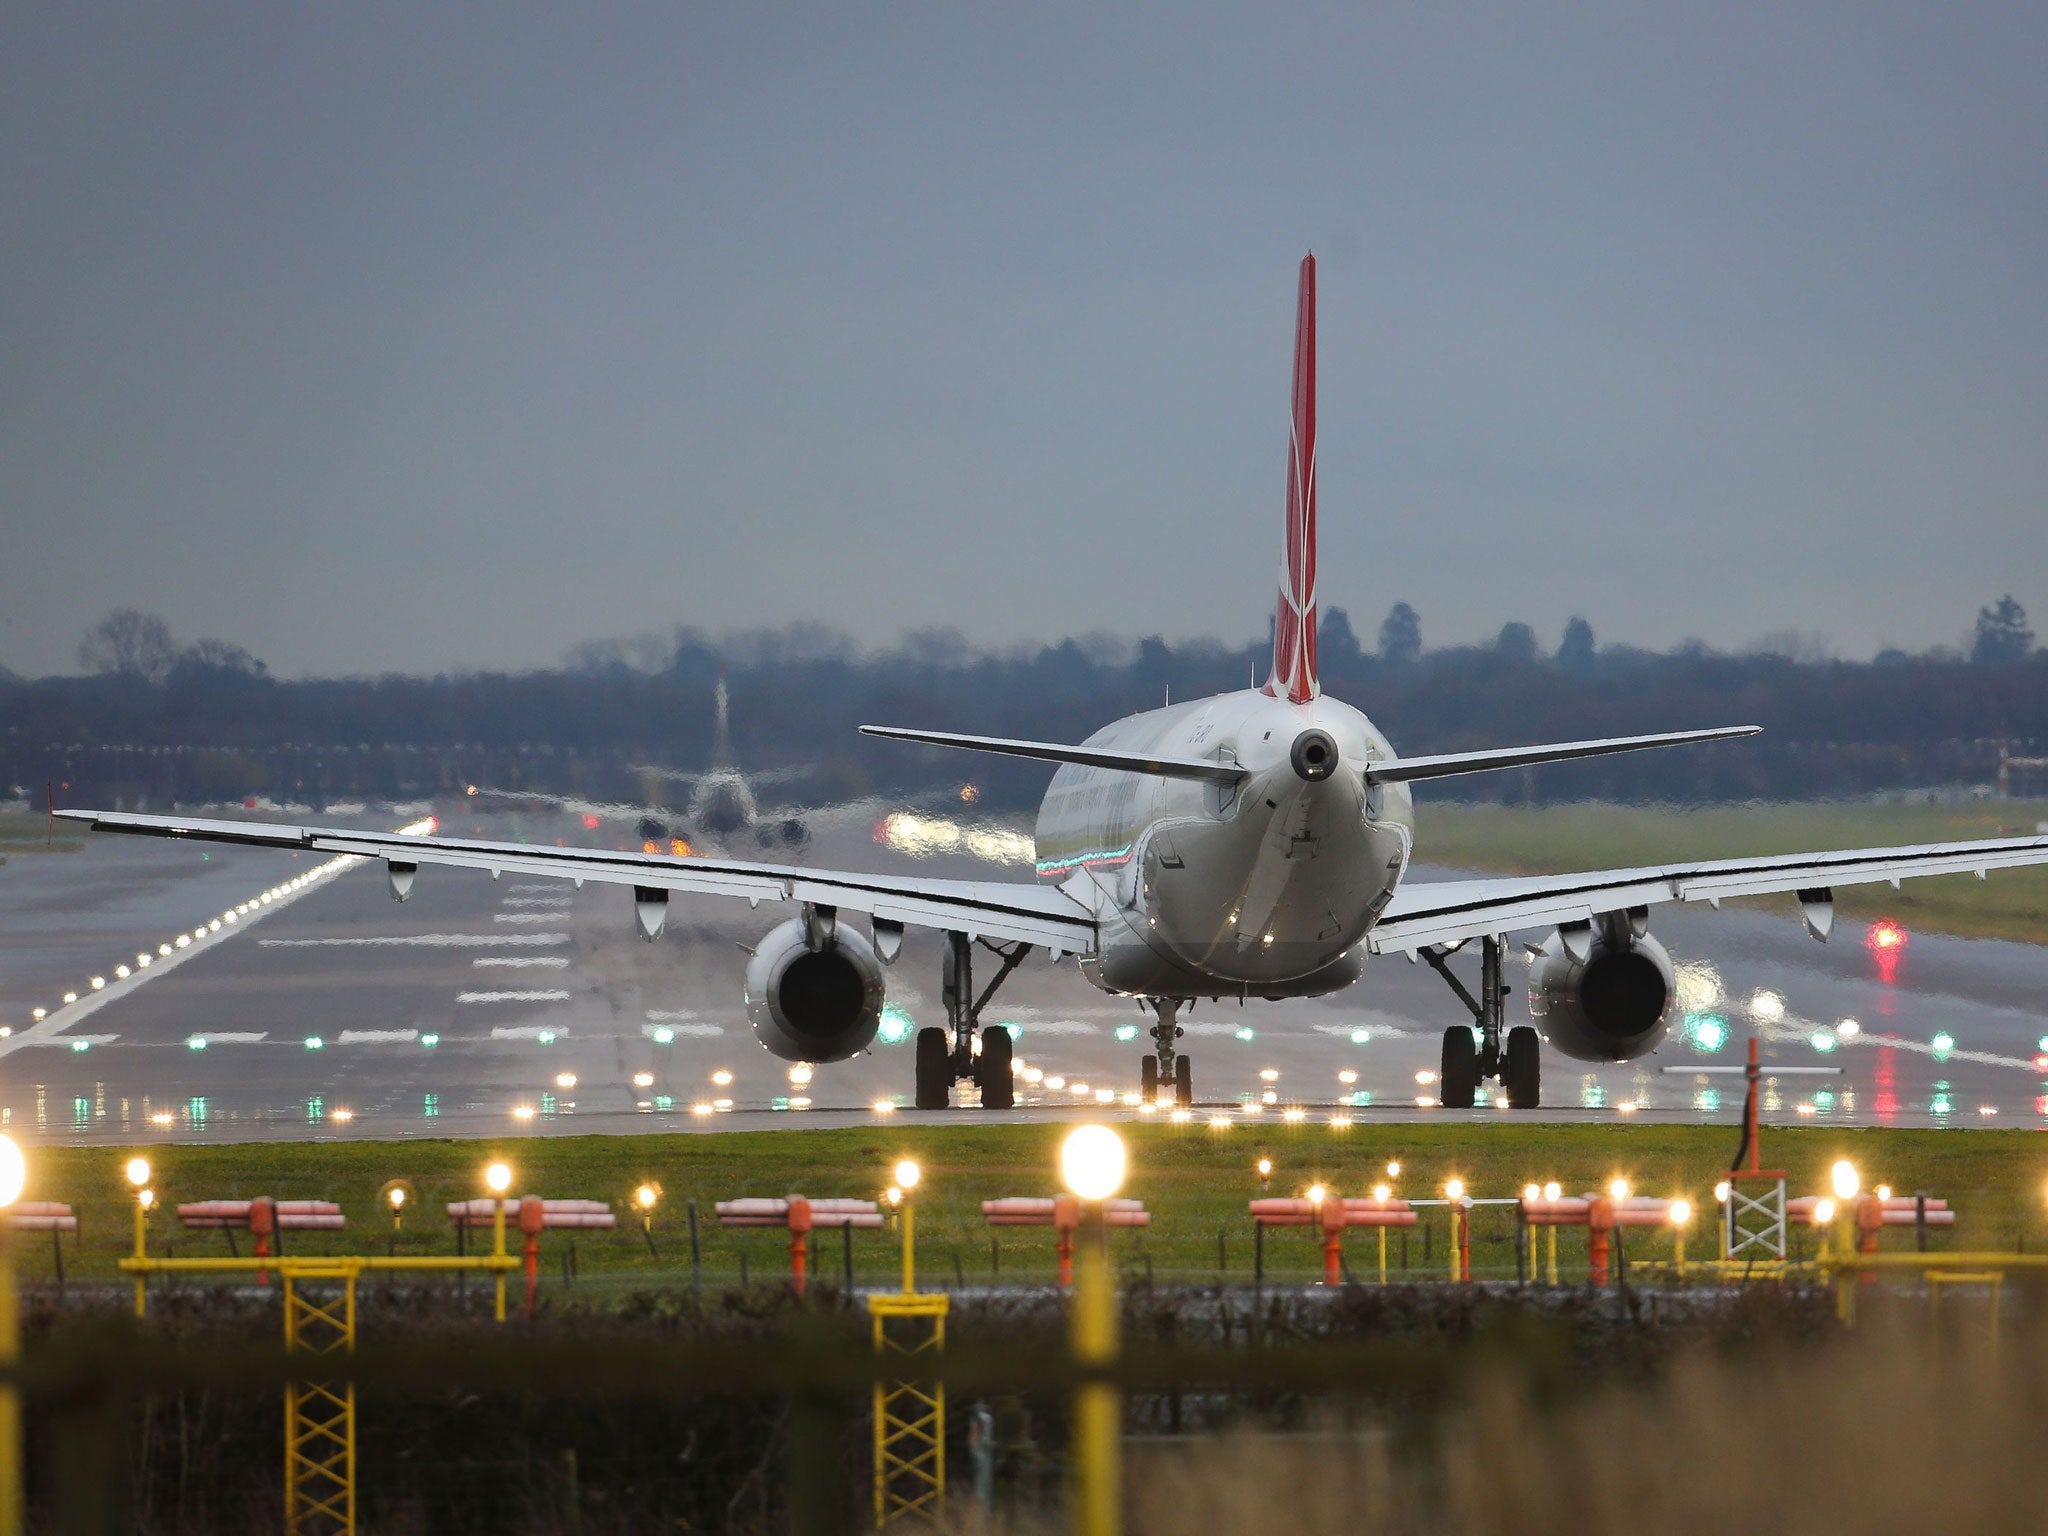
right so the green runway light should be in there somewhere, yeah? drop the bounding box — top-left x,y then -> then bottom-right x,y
304,1036 -> 324,1050
1234,1027 -> 1256,1042
1349,1028 -> 1371,1045
1931,1031 -> 1955,1062
1114,1024 -> 1138,1042
420,1033 -> 439,1048
652,1027 -> 675,1045
876,1005 -> 914,1046
1811,1030 -> 1837,1053
537,1030 -> 558,1045
187,1036 -> 207,1051
70,1040 -> 89,1053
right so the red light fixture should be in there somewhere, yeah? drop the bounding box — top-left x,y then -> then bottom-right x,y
1865,919 -> 1907,953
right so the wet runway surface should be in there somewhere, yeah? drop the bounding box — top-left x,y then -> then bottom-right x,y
2,807 -> 2045,1145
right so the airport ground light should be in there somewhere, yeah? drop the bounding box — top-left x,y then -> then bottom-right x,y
1060,1124 -> 1127,1536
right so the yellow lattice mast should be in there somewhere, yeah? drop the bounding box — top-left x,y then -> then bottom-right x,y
870,1158 -> 948,1526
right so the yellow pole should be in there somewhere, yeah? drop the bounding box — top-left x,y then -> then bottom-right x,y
0,1227 -> 20,1536
1070,1206 -> 1120,1536
492,1196 -> 507,1324
1833,1216 -> 1857,1327
1673,1227 -> 1686,1279
133,1197 -> 148,1319
1546,1225 -> 1557,1287
1447,1206 -> 1461,1282
1377,1225 -> 1386,1285
901,1201 -> 916,1295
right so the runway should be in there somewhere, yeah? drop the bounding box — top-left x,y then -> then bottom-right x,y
1,805 -> 2044,1144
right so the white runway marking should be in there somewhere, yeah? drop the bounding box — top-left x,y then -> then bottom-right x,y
260,933 -> 570,947
1016,1021 -> 1100,1036
472,956 -> 570,969
189,1032 -> 268,1045
490,1025 -> 569,1040
645,1009 -> 701,1021
336,1029 -> 421,1044
459,990 -> 572,1004
19,1034 -> 117,1048
506,883 -> 560,893
499,896 -> 573,908
492,913 -> 565,925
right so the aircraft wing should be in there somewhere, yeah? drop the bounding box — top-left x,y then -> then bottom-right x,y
55,810 -> 1098,955
1369,833 -> 2048,954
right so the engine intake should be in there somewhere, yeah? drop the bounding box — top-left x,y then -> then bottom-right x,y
744,917 -> 886,1063
1527,918 -> 1673,1062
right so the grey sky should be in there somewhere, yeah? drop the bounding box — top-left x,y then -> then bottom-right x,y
4,5 -> 2044,678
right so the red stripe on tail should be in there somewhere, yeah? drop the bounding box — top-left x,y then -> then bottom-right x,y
1265,254 -> 1318,705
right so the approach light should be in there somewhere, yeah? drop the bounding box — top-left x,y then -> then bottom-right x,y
711,1069 -> 733,1087
1830,1160 -> 1860,1201
1445,1178 -> 1465,1202
1385,1161 -> 1402,1179
1669,1199 -> 1693,1227
484,1161 -> 513,1195
1836,1019 -> 1861,1039
1372,1183 -> 1391,1202
872,1099 -> 897,1116
1059,1125 -> 1127,1202
138,1189 -> 156,1211
633,1071 -> 655,1089
884,1185 -> 903,1207
554,1071 -> 578,1090
1875,1185 -> 1892,1203
1543,1181 -> 1562,1202
388,1187 -> 406,1211
893,1159 -> 922,1193
1608,1177 -> 1630,1202
635,1184 -> 658,1211
125,1157 -> 151,1189
1812,1197 -> 1836,1226
1714,1180 -> 1731,1204
1523,1183 -> 1540,1203
1256,1158 -> 1272,1179
1306,1183 -> 1327,1207
1750,991 -> 1786,1024
1866,920 -> 1907,952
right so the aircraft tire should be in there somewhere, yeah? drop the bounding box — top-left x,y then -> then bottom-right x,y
978,1025 -> 1014,1109
914,1027 -> 951,1110
1174,1054 -> 1194,1108
1505,1026 -> 1541,1109
1439,1026 -> 1478,1109
1140,1056 -> 1159,1104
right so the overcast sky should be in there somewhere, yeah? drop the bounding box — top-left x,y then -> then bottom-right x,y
4,5 -> 2044,678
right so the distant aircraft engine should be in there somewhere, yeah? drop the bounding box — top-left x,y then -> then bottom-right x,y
1527,918 -> 1674,1062
744,916 -> 886,1063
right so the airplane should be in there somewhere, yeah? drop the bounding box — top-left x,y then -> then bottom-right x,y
58,254 -> 2048,1113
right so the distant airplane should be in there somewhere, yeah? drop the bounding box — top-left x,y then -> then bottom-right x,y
62,256 -> 2048,1111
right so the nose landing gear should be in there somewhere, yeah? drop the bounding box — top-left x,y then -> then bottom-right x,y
1138,997 -> 1194,1107
1422,935 -> 1541,1109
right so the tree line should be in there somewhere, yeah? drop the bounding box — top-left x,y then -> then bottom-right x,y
5,599 -> 2042,812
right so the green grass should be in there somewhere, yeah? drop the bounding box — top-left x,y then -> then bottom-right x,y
1415,799 -> 2048,945
0,813 -> 82,854
18,1121 -> 2048,1295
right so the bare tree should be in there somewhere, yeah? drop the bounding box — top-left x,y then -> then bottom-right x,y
78,609 -> 177,682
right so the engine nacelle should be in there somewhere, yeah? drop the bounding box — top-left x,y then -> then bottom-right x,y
744,917 -> 886,1063
1527,920 -> 1674,1062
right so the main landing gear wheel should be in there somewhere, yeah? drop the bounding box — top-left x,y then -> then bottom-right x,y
1140,1056 -> 1159,1104
1504,1025 -> 1541,1109
1439,1026 -> 1479,1109
914,1026 -> 951,1110
977,1024 -> 1014,1109
1174,1055 -> 1193,1108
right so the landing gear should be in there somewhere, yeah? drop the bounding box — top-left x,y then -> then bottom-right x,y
913,932 -> 1031,1110
1421,934 -> 1540,1108
1140,998 -> 1194,1106
1439,1025 -> 1478,1109
1503,1024 -> 1540,1109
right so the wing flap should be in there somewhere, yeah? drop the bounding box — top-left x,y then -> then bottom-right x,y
1371,833 -> 2048,953
58,810 -> 1098,954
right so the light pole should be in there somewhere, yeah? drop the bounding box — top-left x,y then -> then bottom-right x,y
485,1161 -> 513,1322
126,1157 -> 152,1318
635,1183 -> 660,1256
1061,1125 -> 1127,1536
893,1159 -> 921,1294
0,1133 -> 25,1536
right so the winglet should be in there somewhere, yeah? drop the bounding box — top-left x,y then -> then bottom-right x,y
1265,252 -> 1319,705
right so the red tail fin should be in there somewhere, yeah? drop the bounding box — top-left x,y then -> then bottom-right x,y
1265,253 -> 1318,704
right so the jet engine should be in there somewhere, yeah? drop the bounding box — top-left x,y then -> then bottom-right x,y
1526,915 -> 1674,1062
744,915 -> 886,1063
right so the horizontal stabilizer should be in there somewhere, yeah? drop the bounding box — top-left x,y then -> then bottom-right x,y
1365,725 -> 1759,786
860,725 -> 1247,784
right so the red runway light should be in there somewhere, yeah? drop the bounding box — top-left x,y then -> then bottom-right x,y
581,813 -> 601,830
1866,919 -> 1907,952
